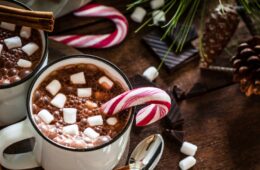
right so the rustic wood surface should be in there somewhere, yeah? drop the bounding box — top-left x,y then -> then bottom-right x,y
1,1 -> 260,170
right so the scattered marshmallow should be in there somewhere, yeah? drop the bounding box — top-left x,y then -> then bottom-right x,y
20,26 -> 31,39
4,36 -> 22,49
77,88 -> 92,97
17,59 -> 32,68
51,93 -> 67,109
70,72 -> 86,84
84,127 -> 100,139
22,42 -> 39,56
106,117 -> 118,126
180,141 -> 198,156
63,124 -> 79,135
38,109 -> 54,124
142,66 -> 159,82
0,44 -> 3,54
2,79 -> 10,85
87,115 -> 103,126
85,100 -> 98,110
150,0 -> 165,9
179,156 -> 196,170
63,108 -> 77,124
152,10 -> 166,26
46,79 -> 62,96
131,7 -> 147,23
0,22 -> 15,31
98,76 -> 114,90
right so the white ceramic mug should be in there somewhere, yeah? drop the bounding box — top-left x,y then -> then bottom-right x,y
0,0 -> 48,126
0,55 -> 134,170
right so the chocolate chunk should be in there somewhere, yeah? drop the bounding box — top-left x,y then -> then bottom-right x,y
142,30 -> 198,72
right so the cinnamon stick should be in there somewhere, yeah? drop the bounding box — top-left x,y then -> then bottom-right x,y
0,5 -> 54,32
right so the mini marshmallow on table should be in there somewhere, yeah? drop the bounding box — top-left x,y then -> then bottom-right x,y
152,10 -> 166,26
4,36 -> 22,49
20,26 -> 31,39
180,141 -> 198,156
131,7 -> 147,23
22,42 -> 39,56
150,0 -> 165,9
143,66 -> 159,82
179,156 -> 196,170
0,22 -> 15,31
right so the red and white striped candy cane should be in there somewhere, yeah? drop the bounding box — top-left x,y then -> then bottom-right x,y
50,4 -> 128,48
101,87 -> 171,126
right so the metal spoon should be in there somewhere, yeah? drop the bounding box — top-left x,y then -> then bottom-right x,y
116,134 -> 164,170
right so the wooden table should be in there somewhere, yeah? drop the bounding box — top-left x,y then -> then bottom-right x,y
2,1 -> 260,170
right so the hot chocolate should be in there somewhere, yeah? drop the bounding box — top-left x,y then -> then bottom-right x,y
32,63 -> 130,149
0,22 -> 43,85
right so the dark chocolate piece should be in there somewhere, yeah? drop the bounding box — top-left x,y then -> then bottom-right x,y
142,30 -> 198,72
186,82 -> 208,98
164,129 -> 184,146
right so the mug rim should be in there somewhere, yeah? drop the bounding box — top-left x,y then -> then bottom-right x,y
27,54 -> 135,152
0,0 -> 48,89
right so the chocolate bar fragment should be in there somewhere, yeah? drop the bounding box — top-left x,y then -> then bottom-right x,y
142,30 -> 198,72
169,24 -> 198,45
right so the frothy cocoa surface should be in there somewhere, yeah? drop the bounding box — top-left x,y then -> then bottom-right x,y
0,26 -> 42,86
32,64 -> 130,149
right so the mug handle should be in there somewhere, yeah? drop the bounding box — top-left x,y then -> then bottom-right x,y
0,118 -> 39,169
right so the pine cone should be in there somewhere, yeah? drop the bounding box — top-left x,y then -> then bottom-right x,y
231,36 -> 260,96
200,5 -> 240,67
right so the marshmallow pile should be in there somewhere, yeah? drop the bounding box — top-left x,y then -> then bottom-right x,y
130,0 -> 166,25
34,70 -> 122,149
0,22 -> 39,68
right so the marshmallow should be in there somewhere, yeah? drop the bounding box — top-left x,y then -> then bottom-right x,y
2,79 -> 10,85
85,100 -> 98,110
0,22 -> 15,31
179,156 -> 196,170
20,26 -> 31,39
180,141 -> 198,156
46,79 -> 62,96
77,88 -> 92,97
63,108 -> 77,124
142,66 -> 159,82
84,127 -> 100,139
22,42 -> 39,56
0,44 -> 3,54
38,109 -> 54,124
98,76 -> 114,90
63,124 -> 79,135
70,72 -> 86,84
4,36 -> 22,49
152,10 -> 166,26
150,0 -> 165,9
106,117 -> 118,126
87,115 -> 103,126
131,7 -> 147,23
51,93 -> 67,109
17,59 -> 32,68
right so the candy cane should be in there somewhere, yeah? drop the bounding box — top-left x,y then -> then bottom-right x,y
101,87 -> 171,126
50,4 -> 128,48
